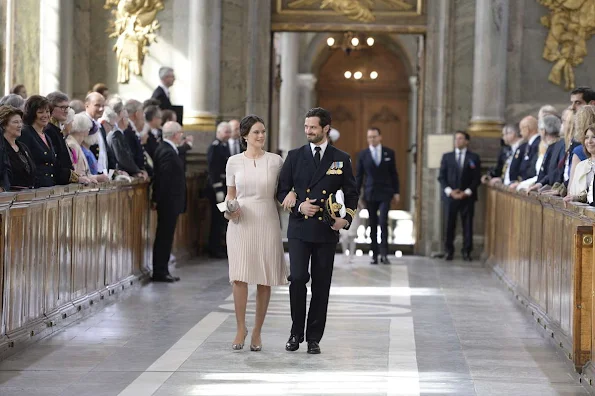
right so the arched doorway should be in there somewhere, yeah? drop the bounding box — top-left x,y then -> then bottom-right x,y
316,40 -> 411,210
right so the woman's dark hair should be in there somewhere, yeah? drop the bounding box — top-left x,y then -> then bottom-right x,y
305,107 -> 331,128
161,109 -> 176,126
0,105 -> 23,128
239,115 -> 265,149
23,95 -> 50,125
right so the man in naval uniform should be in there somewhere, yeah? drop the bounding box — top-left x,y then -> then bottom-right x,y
207,122 -> 231,258
277,107 -> 358,355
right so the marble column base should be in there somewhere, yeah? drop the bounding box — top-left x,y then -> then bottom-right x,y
468,119 -> 503,138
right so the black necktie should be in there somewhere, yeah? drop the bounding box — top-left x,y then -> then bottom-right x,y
314,146 -> 321,167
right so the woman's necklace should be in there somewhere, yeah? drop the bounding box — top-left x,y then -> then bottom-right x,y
244,151 -> 265,167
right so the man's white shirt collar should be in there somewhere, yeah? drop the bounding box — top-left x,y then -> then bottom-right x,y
369,144 -> 382,153
159,83 -> 170,98
528,134 -> 539,146
310,140 -> 329,158
164,138 -> 178,154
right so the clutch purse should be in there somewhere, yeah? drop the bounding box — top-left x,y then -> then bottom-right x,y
217,199 -> 240,223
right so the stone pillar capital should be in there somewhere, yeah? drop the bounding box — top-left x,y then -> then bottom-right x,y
297,74 -> 317,90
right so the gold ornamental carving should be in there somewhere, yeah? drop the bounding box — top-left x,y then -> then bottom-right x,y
104,0 -> 164,84
287,0 -> 414,22
538,0 -> 595,91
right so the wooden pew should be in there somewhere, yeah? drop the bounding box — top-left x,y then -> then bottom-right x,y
485,185 -> 595,377
0,174 -> 207,358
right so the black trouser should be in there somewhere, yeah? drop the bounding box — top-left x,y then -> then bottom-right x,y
367,199 -> 391,257
444,198 -> 475,255
207,187 -> 227,254
288,239 -> 336,343
152,207 -> 179,277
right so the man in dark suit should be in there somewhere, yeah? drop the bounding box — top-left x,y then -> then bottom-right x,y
227,119 -> 244,156
206,122 -> 231,258
45,91 -> 78,185
438,131 -> 481,261
123,99 -> 148,178
151,67 -> 175,110
355,127 -> 400,265
277,107 -> 358,355
529,115 -> 565,192
484,124 -> 525,187
514,116 -> 540,186
151,121 -> 186,283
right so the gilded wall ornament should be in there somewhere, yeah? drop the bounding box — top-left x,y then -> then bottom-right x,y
287,0 -> 413,22
104,0 -> 164,84
538,0 -> 595,91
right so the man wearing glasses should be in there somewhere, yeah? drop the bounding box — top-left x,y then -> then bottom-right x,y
45,91 -> 79,185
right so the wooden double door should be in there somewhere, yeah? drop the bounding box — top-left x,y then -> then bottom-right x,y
317,42 -> 411,210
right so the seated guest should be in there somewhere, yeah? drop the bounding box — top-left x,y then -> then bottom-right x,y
0,94 -> 25,110
568,105 -> 595,191
509,116 -> 540,190
161,109 -> 177,125
547,109 -> 581,196
124,99 -> 147,172
142,104 -> 162,159
488,124 -> 526,186
565,124 -> 595,203
45,91 -> 79,185
18,95 -> 57,187
528,115 -> 565,192
0,106 -> 25,190
66,113 -> 109,183
103,105 -> 145,178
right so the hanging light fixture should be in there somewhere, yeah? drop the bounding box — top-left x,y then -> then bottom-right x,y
344,71 -> 352,79
326,32 -> 374,55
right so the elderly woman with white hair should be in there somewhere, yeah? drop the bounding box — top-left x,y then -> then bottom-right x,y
66,113 -> 109,184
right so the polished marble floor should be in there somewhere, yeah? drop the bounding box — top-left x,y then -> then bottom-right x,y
0,254 -> 589,396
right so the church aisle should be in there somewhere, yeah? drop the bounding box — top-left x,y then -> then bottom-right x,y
0,255 -> 588,396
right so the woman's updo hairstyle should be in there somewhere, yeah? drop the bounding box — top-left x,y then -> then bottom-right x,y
239,114 -> 265,149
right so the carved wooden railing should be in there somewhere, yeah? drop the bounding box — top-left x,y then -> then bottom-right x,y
0,173 -> 208,358
485,185 -> 595,382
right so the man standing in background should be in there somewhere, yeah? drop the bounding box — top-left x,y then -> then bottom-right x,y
355,127 -> 400,265
227,119 -> 243,156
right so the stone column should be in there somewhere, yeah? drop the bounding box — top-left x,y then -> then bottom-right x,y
39,0 -> 61,95
185,0 -> 221,130
297,73 -> 317,126
408,75 -> 418,213
468,0 -> 509,137
3,0 -> 15,95
278,32 -> 301,157
245,0 -> 271,118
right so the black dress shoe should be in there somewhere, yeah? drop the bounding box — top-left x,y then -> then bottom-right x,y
370,257 -> 378,265
445,253 -> 454,261
381,255 -> 391,265
172,275 -> 181,281
285,334 -> 304,351
462,252 -> 472,261
307,341 -> 321,354
151,274 -> 176,283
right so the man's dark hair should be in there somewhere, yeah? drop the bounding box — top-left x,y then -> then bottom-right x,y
305,107 -> 331,128
143,98 -> 161,109
455,130 -> 470,141
368,127 -> 381,135
144,105 -> 161,122
571,86 -> 595,103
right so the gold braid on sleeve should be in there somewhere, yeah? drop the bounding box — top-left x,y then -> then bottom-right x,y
346,208 -> 356,218
69,170 -> 79,183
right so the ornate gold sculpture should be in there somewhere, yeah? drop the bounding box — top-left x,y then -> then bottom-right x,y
287,0 -> 413,22
538,0 -> 595,90
104,0 -> 164,84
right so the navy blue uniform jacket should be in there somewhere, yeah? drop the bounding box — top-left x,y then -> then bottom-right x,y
277,144 -> 358,244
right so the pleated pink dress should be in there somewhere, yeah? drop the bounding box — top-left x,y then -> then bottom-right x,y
225,152 -> 289,286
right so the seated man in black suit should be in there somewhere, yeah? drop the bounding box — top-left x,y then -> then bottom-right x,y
151,67 -> 175,110
528,114 -> 566,192
510,116 -> 540,189
438,131 -> 481,261
151,121 -> 186,282
355,127 -> 400,265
